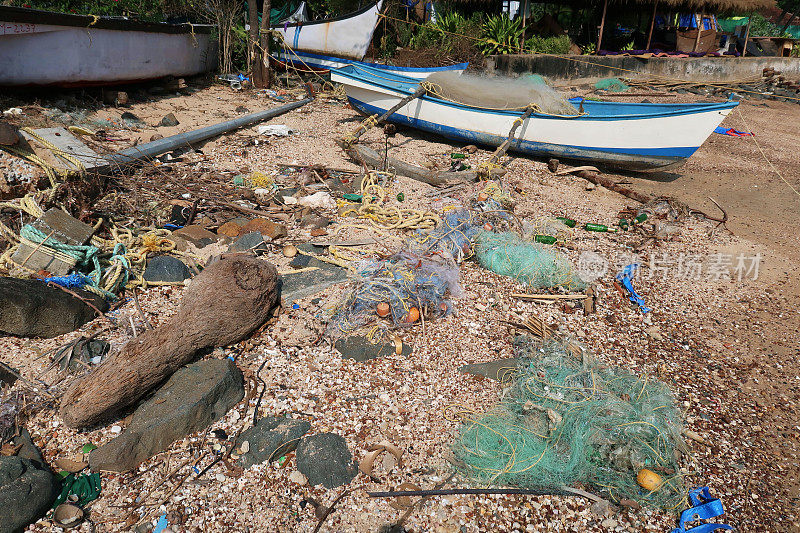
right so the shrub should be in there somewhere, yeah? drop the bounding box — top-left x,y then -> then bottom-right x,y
478,15 -> 523,55
525,34 -> 571,54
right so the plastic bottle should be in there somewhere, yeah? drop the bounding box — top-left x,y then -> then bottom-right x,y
556,217 -> 577,228
584,223 -> 617,233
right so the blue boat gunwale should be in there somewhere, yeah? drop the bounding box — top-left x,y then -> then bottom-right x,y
334,64 -> 739,121
275,49 -> 469,72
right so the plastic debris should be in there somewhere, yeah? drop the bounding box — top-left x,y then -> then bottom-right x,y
256,124 -> 294,137
452,336 -> 685,509
670,487 -> 732,533
616,263 -> 651,313
52,472 -> 101,509
298,191 -> 336,209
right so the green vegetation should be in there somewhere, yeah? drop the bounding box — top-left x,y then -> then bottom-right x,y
477,15 -> 523,55
525,34 -> 571,54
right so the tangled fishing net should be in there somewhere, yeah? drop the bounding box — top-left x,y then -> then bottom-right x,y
425,71 -> 581,116
326,252 -> 459,341
451,336 -> 686,509
474,231 -> 586,290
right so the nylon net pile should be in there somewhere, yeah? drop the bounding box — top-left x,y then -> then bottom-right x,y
424,71 -> 580,116
474,231 -> 586,291
451,336 -> 686,509
326,252 -> 460,340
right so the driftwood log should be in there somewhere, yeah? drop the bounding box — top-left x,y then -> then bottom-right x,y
555,165 -> 653,204
60,255 -> 279,428
337,140 -> 506,186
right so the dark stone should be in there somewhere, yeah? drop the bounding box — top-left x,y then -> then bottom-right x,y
0,121 -> 20,146
0,456 -> 60,533
0,362 -> 17,387
12,428 -> 45,464
334,335 -> 412,362
88,358 -> 244,472
227,232 -> 268,254
120,111 -> 145,128
160,113 -> 179,127
235,106 -> 250,114
143,255 -> 192,283
280,252 -> 348,303
299,214 -> 331,229
150,133 -> 164,142
170,225 -> 219,250
295,433 -> 358,489
0,277 -> 109,338
459,358 -> 520,382
235,416 -> 310,468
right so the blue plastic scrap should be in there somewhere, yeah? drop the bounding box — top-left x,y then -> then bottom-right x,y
670,487 -> 732,533
153,514 -> 168,533
615,263 -> 651,314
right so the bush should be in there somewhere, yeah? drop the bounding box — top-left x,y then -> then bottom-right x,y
477,15 -> 523,55
525,34 -> 571,54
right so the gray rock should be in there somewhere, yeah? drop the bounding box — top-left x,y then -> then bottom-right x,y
143,255 -> 191,283
227,232 -> 268,254
459,358 -> 520,382
299,214 -> 331,229
160,113 -> 179,127
0,121 -> 20,146
0,277 -> 109,338
296,433 -> 358,489
236,416 -> 310,468
170,225 -> 219,250
334,335 -> 411,362
0,457 -> 60,533
89,358 -> 244,472
120,111 -> 145,128
12,428 -> 45,465
281,244 -> 349,302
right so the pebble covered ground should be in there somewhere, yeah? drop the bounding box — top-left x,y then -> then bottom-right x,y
1,78 -> 799,532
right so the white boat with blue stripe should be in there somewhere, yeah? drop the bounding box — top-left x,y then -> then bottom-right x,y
331,64 -> 739,170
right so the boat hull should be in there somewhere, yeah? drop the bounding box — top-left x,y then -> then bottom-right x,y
272,1 -> 383,60
331,67 -> 736,170
273,50 -> 468,79
0,8 -> 216,87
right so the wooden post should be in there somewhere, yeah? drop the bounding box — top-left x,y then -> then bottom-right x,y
596,0 -> 608,54
521,0 -> 528,53
742,12 -> 752,57
254,0 -> 272,88
646,0 -> 658,50
693,14 -> 702,52
246,0 -> 258,72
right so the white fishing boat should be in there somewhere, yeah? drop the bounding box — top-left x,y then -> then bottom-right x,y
273,49 -> 468,80
331,64 -> 738,170
272,0 -> 383,60
0,7 -> 216,87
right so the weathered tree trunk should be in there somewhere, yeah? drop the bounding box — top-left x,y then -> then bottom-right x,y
246,0 -> 259,71
253,0 -> 272,88
60,256 -> 279,428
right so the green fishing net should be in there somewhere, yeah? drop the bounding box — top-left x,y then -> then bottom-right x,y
452,336 -> 686,509
594,77 -> 630,93
474,231 -> 587,291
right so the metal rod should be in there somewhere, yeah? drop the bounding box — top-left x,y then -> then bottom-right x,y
106,99 -> 312,166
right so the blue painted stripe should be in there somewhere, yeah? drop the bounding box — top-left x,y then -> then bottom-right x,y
276,50 -> 468,73
348,96 -> 694,168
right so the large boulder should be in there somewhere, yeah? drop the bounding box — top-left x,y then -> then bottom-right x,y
0,277 -> 108,338
88,358 -> 244,472
0,457 -> 60,533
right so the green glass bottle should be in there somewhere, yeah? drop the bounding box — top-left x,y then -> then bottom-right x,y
533,235 -> 557,244
556,217 -> 577,228
450,152 -> 466,159
396,192 -> 405,202
618,218 -> 630,231
634,213 -> 648,224
584,223 -> 616,233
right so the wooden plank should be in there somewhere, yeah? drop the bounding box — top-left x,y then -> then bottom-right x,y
21,127 -> 104,172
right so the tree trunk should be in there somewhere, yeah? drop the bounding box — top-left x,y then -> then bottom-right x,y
246,0 -> 259,71
59,256 -> 279,428
782,6 -> 800,32
253,0 -> 272,88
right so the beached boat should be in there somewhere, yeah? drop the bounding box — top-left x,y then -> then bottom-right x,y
331,65 -> 738,170
273,49 -> 468,80
272,1 -> 383,60
0,7 -> 216,87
